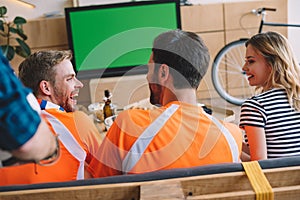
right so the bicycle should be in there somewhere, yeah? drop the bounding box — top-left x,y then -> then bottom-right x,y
211,7 -> 300,106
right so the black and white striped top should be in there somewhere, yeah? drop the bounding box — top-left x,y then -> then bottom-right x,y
239,88 -> 300,159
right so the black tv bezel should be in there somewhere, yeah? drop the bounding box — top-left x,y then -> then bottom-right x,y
65,0 -> 181,79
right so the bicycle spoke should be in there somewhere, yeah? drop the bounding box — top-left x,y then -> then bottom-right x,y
212,39 -> 250,105
221,50 -> 244,70
217,68 -> 244,75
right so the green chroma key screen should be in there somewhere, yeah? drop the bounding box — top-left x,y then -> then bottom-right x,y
65,0 -> 181,79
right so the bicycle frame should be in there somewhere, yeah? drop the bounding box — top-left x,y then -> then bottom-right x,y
258,7 -> 300,33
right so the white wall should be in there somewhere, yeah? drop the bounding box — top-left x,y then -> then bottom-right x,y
288,0 -> 300,62
1,0 -> 263,21
189,0 -> 258,4
1,0 -> 71,20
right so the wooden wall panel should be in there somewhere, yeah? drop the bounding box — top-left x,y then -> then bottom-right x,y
3,0 -> 287,109
181,4 -> 224,32
8,17 -> 68,73
225,27 -> 287,45
224,0 -> 287,30
197,32 -> 225,99
24,17 -> 68,48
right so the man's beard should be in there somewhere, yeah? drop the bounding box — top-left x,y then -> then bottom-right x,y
53,86 -> 75,112
64,101 -> 75,112
149,83 -> 162,106
57,97 -> 75,112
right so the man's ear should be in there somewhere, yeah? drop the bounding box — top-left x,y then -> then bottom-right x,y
39,80 -> 52,95
158,64 -> 170,83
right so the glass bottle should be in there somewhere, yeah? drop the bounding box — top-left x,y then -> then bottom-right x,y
103,89 -> 114,119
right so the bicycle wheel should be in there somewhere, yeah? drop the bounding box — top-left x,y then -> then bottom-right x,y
211,39 -> 255,106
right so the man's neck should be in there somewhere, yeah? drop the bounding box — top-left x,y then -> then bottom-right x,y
37,95 -> 57,105
162,88 -> 198,106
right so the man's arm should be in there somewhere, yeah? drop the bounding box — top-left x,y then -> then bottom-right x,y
244,126 -> 267,161
0,49 -> 58,163
87,120 -> 124,178
73,111 -> 103,158
11,119 -> 58,162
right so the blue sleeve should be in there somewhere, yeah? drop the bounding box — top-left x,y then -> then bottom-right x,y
0,50 -> 41,151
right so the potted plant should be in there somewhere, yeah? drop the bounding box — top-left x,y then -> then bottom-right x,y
0,6 -> 30,61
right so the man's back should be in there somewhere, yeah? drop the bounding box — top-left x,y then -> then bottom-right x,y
88,101 -> 242,177
87,30 -> 243,178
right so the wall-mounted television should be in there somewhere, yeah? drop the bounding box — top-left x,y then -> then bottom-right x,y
65,0 -> 181,79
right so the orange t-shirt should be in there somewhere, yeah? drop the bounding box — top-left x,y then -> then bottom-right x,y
88,101 -> 242,177
0,104 -> 102,186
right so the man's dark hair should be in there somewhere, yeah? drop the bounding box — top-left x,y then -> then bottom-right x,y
152,29 -> 210,89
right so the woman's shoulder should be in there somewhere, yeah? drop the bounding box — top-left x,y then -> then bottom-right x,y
247,88 -> 286,101
242,88 -> 286,109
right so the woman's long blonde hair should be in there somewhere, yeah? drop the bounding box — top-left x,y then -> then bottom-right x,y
246,31 -> 300,111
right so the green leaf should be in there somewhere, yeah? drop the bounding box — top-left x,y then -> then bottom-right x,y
15,46 -> 27,58
1,45 -> 15,61
0,20 -> 4,32
14,16 -> 26,25
16,29 -> 27,40
16,38 -> 30,57
9,27 -> 17,34
0,6 -> 7,17
16,24 -> 22,30
0,7 -> 30,61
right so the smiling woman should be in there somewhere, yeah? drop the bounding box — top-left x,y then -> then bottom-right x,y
242,44 -> 272,91
239,31 -> 300,161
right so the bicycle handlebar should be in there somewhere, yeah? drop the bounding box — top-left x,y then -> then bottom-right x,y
252,7 -> 276,15
261,7 -> 276,12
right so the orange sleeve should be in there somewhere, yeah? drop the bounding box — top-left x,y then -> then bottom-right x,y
74,111 -> 103,164
224,122 -> 243,156
87,121 -> 123,178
